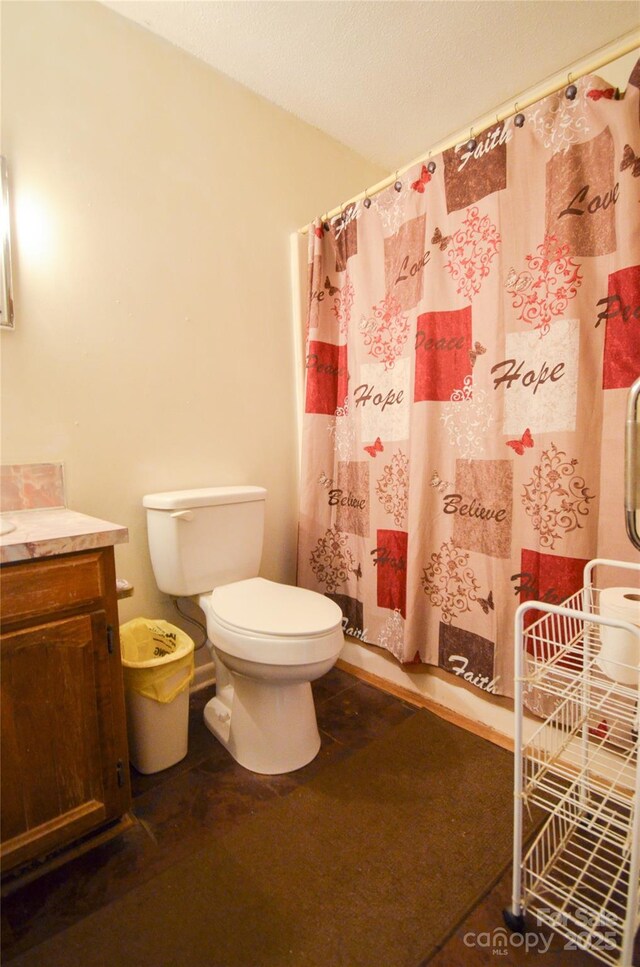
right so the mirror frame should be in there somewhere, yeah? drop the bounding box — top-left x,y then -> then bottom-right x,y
1,156 -> 14,330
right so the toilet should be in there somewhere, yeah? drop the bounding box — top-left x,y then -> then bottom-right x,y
142,486 -> 344,774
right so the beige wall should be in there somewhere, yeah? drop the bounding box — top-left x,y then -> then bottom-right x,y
3,2 -> 637,732
0,1 -> 385,637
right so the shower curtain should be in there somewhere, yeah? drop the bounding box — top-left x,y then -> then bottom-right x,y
297,60 -> 640,698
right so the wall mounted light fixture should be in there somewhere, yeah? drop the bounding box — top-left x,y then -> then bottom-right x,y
1,156 -> 15,330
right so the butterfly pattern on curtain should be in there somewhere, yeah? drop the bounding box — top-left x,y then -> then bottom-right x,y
297,61 -> 640,699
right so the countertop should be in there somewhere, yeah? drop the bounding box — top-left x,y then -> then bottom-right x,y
0,508 -> 129,564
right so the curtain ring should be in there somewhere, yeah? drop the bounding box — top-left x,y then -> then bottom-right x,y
566,72 -> 577,100
514,101 -> 525,128
427,150 -> 436,175
466,127 -> 477,152
394,170 -> 402,192
363,189 -> 372,209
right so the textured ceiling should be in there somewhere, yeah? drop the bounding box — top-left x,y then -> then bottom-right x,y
102,1 -> 639,170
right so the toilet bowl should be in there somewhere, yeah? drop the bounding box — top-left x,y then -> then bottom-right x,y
142,486 -> 344,775
199,577 -> 343,774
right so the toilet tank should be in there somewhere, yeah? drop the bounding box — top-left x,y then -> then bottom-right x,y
142,486 -> 267,596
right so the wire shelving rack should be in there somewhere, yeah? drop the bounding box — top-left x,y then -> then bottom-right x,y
504,559 -> 640,965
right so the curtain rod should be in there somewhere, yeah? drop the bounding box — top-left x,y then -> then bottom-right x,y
298,29 -> 640,236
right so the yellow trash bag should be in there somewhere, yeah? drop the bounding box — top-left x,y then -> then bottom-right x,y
120,618 -> 195,704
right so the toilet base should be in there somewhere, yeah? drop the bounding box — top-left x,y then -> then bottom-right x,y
203,673 -> 322,775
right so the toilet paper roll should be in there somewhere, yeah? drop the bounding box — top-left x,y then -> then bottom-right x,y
596,587 -> 640,686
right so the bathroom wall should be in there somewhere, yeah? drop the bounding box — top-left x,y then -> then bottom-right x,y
3,2 -> 637,733
0,0 -> 386,649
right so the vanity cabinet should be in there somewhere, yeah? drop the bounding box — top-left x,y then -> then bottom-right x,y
0,546 -> 131,875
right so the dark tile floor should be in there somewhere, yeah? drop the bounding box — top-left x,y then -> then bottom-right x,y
1,668 -> 606,965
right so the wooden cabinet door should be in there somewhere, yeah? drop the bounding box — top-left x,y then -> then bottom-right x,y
0,610 -> 120,870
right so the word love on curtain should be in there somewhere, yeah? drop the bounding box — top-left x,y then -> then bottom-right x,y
297,61 -> 640,699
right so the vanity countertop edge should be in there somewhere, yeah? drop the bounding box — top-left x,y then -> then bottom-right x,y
0,508 -> 129,564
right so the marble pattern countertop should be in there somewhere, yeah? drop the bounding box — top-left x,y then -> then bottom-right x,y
0,508 -> 129,564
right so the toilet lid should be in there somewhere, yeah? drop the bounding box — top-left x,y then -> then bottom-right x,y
210,578 -> 342,637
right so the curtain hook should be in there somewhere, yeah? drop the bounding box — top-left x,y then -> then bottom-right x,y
363,188 -> 372,209
394,170 -> 402,192
427,150 -> 436,175
466,127 -> 477,152
514,101 -> 525,128
566,72 -> 577,100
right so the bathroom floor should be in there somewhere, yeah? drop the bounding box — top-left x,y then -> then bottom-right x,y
1,667 -> 606,965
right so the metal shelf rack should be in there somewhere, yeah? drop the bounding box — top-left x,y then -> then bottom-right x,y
504,559 -> 640,965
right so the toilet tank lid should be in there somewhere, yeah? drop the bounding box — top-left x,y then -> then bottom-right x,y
143,486 -> 267,510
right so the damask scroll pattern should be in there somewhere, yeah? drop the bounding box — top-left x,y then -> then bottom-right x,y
309,526 -> 356,594
441,377 -> 493,459
375,450 -> 409,527
444,206 -> 501,301
359,294 -> 410,371
377,609 -> 405,661
522,443 -> 595,549
331,273 -> 354,340
329,398 -> 357,462
421,538 -> 480,624
506,235 -> 583,337
528,87 -> 591,154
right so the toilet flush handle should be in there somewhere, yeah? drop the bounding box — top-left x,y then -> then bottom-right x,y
170,510 -> 194,521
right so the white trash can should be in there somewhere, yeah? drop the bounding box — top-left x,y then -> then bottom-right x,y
120,618 -> 195,774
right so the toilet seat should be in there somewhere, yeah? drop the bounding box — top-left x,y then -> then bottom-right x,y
209,577 -> 342,638
200,578 -> 344,666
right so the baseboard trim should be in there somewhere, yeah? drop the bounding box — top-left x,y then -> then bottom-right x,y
336,658 -> 514,753
191,660 -> 215,693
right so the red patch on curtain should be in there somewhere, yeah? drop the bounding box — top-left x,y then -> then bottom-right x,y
373,529 -> 408,618
602,264 -> 640,390
305,341 -> 348,414
414,306 -> 472,402
516,549 -> 590,656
